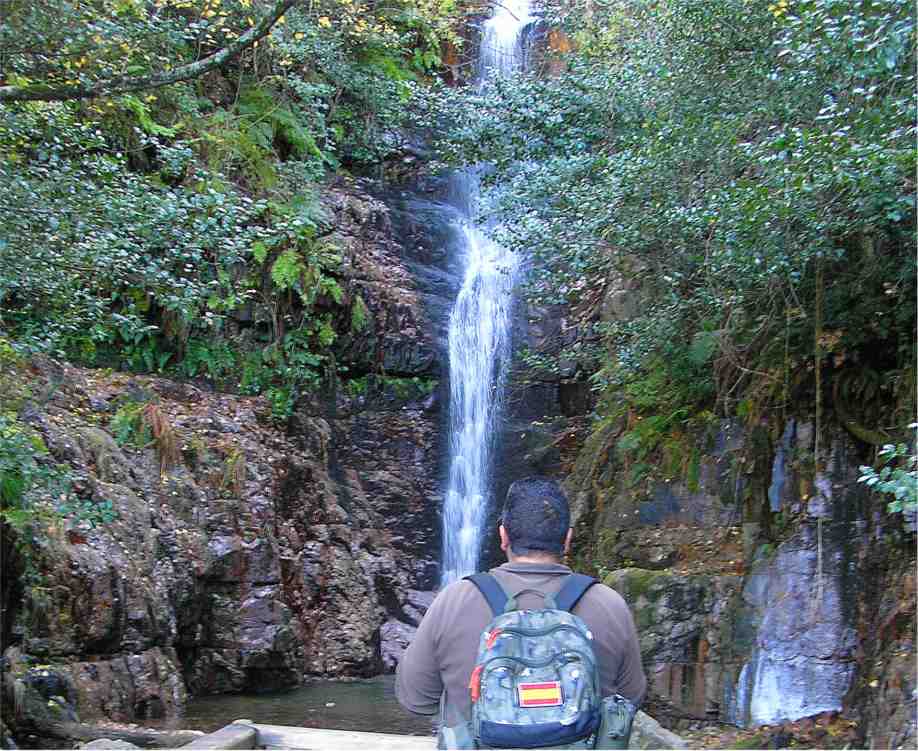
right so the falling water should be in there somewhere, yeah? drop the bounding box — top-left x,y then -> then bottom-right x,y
440,0 -> 534,585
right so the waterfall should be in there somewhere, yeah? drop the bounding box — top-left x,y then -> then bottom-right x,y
440,0 -> 533,585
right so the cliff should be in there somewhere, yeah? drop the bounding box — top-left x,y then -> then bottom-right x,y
0,179 -> 458,743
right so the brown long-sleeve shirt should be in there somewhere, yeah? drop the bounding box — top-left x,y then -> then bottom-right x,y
395,561 -> 646,727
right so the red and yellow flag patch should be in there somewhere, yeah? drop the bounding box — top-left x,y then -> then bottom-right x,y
517,681 -> 563,708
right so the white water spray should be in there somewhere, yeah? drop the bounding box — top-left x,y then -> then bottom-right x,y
440,0 -> 534,585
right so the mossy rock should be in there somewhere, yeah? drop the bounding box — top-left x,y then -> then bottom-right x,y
603,567 -> 670,603
75,427 -> 132,484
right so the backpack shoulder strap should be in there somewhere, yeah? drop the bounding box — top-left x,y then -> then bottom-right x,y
554,573 -> 597,613
464,573 -> 509,617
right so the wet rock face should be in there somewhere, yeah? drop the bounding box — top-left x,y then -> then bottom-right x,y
279,383 -> 444,677
728,530 -> 859,727
332,178 -> 460,379
2,180 -> 453,730
574,415 -> 915,739
482,295 -> 597,570
605,568 -> 742,724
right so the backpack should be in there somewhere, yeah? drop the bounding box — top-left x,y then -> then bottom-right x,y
464,572 -> 603,749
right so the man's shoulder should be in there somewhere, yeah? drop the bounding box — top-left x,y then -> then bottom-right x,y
586,579 -> 626,602
435,577 -> 478,601
580,578 -> 630,614
427,578 -> 484,615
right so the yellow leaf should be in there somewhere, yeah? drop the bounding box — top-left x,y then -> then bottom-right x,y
318,16 -> 332,27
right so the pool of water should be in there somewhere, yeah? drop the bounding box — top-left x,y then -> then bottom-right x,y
177,676 -> 437,737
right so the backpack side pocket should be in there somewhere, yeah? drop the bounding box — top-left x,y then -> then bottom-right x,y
595,694 -> 637,750
437,719 -> 478,750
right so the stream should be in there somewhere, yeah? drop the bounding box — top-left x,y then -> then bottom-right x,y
178,677 -> 436,736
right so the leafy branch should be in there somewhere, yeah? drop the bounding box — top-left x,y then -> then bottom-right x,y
0,0 -> 297,103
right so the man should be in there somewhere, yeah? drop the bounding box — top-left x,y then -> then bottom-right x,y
396,476 -> 646,739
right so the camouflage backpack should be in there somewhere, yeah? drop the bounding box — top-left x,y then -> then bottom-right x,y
463,573 -> 606,749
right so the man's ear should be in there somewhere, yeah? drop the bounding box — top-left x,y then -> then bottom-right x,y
499,524 -> 510,553
563,528 -> 573,556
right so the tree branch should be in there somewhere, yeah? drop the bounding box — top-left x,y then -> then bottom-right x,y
0,0 -> 298,103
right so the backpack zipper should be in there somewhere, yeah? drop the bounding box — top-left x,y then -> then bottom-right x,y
492,623 -> 593,641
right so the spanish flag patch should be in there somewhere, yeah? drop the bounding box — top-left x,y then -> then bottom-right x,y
517,681 -> 563,708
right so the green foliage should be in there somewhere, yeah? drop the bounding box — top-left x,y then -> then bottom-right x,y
345,375 -> 370,397
0,0 -> 462,411
858,427 -> 918,515
57,497 -> 118,528
201,85 -> 330,189
121,95 -> 179,138
0,413 -> 108,540
380,375 -> 438,399
425,0 -> 916,461
350,294 -> 371,333
271,249 -> 309,291
343,374 -> 437,400
0,417 -> 50,517
179,338 -> 238,382
109,402 -> 151,449
0,337 -> 30,412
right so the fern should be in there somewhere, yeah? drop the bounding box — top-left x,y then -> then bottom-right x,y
238,87 -> 324,161
317,317 -> 337,347
321,277 -> 344,304
121,95 -> 179,138
271,249 -> 306,291
351,294 -> 371,332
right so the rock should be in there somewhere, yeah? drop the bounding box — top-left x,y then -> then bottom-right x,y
727,532 -> 859,727
401,590 -> 435,627
380,619 -> 417,672
89,397 -> 111,413
1,178 -> 456,738
66,649 -> 186,723
605,568 -> 742,721
573,411 -> 915,742
630,711 -> 687,749
81,740 -> 140,749
74,427 -> 131,484
0,717 -> 17,749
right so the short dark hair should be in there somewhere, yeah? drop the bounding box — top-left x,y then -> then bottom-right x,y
501,476 -> 570,556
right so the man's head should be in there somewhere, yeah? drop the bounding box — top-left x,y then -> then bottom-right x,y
500,476 -> 572,561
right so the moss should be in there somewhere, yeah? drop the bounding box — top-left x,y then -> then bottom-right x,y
0,337 -> 30,415
604,567 -> 668,602
684,449 -> 701,492
593,529 -> 619,564
380,376 -> 438,400
730,733 -> 770,749
568,416 -> 620,492
222,447 -> 246,497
